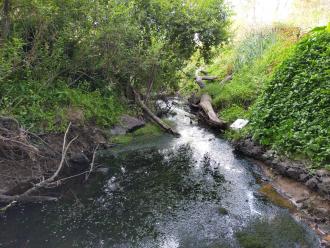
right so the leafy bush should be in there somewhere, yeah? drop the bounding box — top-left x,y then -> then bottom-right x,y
251,25 -> 330,168
0,0 -> 231,132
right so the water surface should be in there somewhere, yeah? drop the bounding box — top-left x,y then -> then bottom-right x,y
0,100 -> 319,248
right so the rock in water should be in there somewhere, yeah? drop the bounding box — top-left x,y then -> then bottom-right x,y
110,115 -> 145,135
120,115 -> 145,132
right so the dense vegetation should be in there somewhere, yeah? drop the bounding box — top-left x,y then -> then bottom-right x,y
182,24 -> 329,169
251,26 -> 330,168
0,0 -> 230,131
180,25 -> 299,121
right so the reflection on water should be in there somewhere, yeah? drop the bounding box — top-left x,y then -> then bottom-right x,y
0,99 -> 319,248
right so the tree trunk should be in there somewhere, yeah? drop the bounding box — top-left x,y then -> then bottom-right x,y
0,0 -> 10,44
193,68 -> 227,130
219,74 -> 232,85
132,87 -> 180,136
199,94 -> 227,129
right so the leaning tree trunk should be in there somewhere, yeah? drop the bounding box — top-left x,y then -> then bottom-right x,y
132,87 -> 180,136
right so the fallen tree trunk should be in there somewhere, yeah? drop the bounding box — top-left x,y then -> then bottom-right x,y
199,94 -> 227,129
132,87 -> 180,136
193,68 -> 227,130
201,76 -> 218,81
0,194 -> 58,203
219,74 -> 232,85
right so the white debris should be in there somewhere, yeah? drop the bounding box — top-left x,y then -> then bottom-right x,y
230,119 -> 249,130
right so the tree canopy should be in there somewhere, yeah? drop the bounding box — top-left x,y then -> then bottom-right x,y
0,0 -> 230,130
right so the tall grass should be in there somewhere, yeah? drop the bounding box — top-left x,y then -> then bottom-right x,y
201,26 -> 298,123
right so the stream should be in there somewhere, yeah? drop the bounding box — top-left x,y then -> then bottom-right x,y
0,99 -> 320,248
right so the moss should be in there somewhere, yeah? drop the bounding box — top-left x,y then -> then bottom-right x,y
258,184 -> 294,210
218,207 -> 229,215
112,123 -> 167,145
133,123 -> 163,137
112,134 -> 133,144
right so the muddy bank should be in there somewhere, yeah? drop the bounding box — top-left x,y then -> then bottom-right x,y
247,158 -> 330,246
0,114 -> 146,202
233,138 -> 330,246
233,138 -> 330,198
0,124 -> 109,198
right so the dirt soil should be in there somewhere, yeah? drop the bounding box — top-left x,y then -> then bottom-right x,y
0,124 -> 109,196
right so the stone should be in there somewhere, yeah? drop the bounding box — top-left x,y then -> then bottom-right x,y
69,153 -> 89,165
96,167 -> 110,175
299,173 -> 310,182
316,169 -> 330,178
317,177 -> 330,197
305,177 -> 319,191
120,115 -> 145,132
286,167 -> 303,180
111,115 -> 145,135
110,126 -> 127,135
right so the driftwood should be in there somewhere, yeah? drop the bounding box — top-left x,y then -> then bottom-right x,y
219,74 -> 232,85
199,94 -> 227,129
193,68 -> 227,130
132,87 -> 179,136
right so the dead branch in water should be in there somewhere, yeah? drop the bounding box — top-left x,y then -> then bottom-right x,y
0,122 -> 78,204
131,87 -> 180,136
85,144 -> 99,181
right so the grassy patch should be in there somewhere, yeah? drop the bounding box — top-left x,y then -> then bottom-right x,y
112,123 -> 164,144
0,82 -> 125,132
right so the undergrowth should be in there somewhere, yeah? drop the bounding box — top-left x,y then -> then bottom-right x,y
251,25 -> 330,169
0,81 -> 125,132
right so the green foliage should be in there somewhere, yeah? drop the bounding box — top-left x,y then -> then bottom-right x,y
204,28 -> 295,111
251,26 -> 330,168
0,0 -> 231,131
0,81 -> 124,131
221,105 -> 249,123
112,123 -> 163,144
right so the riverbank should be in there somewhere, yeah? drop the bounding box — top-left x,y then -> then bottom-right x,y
235,149 -> 330,246
0,98 -> 322,247
233,138 -> 330,198
0,113 -> 161,204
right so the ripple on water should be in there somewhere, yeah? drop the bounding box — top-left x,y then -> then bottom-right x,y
0,99 -> 320,248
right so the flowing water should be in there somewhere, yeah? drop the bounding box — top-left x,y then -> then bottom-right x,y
0,99 -> 320,248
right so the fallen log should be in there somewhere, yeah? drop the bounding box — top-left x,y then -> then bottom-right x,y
201,76 -> 218,81
193,68 -> 227,129
199,94 -> 227,129
219,74 -> 232,85
132,87 -> 180,136
0,194 -> 58,203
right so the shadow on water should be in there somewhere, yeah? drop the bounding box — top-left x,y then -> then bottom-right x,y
0,99 -> 320,248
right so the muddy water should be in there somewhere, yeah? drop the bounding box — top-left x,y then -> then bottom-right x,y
0,100 -> 320,247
